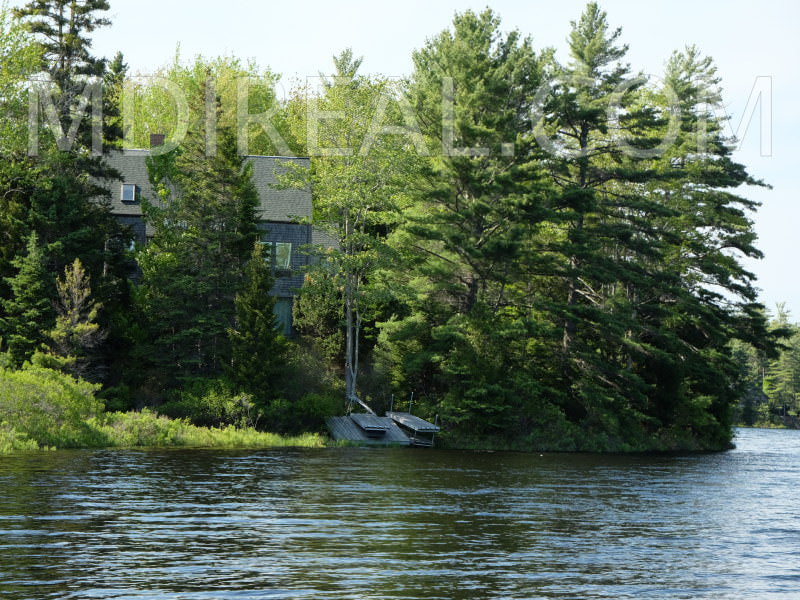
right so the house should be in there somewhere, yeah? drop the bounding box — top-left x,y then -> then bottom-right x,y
104,148 -> 314,335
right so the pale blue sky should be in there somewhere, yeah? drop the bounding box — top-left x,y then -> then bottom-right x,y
12,0 -> 800,315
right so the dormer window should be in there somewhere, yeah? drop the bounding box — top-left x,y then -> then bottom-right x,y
121,184 -> 140,203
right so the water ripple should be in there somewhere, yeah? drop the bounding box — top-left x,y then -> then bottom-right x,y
1,429 -> 800,599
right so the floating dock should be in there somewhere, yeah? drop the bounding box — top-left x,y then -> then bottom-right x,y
327,412 -> 440,447
326,415 -> 411,446
387,412 -> 440,447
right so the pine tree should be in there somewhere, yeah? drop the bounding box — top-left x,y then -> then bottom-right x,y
45,258 -> 106,379
227,242 -> 287,404
0,233 -> 54,366
633,45 -> 776,444
13,0 -> 110,123
390,8 -> 547,433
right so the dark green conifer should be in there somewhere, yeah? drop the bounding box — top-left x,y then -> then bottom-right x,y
0,233 -> 54,366
228,242 -> 288,404
136,84 -> 260,385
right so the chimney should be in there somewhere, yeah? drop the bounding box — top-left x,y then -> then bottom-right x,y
150,133 -> 166,148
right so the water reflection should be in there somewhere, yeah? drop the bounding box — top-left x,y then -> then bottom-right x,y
1,429 -> 799,599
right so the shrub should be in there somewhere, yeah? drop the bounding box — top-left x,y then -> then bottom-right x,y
0,365 -> 104,448
261,392 -> 343,434
159,378 -> 260,428
0,422 -> 42,453
92,409 -> 326,449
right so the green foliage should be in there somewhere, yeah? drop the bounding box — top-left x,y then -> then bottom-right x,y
261,392 -> 343,435
134,84 -> 260,388
44,258 -> 106,379
0,3 -> 779,452
158,378 -> 260,429
733,304 -> 800,427
0,365 -> 326,454
0,364 -> 103,448
0,6 -> 41,154
13,0 -> 109,77
0,233 -> 54,366
90,409 -> 324,448
284,49 -> 422,402
374,4 -> 774,451
92,410 -> 325,449
102,50 -> 128,147
0,422 -> 42,453
292,270 -> 344,366
123,53 -> 293,155
1,0 -> 130,385
227,242 -> 288,404
14,0 -> 110,125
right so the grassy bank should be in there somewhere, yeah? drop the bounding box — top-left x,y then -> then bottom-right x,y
1,411 -> 326,454
0,366 -> 326,454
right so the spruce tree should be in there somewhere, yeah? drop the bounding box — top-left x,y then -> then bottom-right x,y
0,233 -> 54,366
9,0 -> 130,382
136,85 -> 260,387
228,242 -> 287,404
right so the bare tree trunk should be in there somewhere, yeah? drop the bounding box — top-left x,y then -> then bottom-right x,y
345,273 -> 354,401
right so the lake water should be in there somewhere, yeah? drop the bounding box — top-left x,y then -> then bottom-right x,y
1,428 -> 799,599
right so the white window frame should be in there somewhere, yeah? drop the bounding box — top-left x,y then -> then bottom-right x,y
121,183 -> 140,202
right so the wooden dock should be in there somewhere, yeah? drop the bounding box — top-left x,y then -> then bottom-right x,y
387,412 -> 440,447
349,413 -> 390,436
326,415 -> 411,446
327,412 -> 440,447
387,412 -> 440,433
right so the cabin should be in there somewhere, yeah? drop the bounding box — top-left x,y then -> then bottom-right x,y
104,147 -> 320,335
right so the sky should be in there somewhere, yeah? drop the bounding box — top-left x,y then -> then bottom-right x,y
9,0 -> 799,315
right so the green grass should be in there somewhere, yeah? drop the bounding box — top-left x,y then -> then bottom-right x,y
0,366 -> 327,454
90,410 -> 326,449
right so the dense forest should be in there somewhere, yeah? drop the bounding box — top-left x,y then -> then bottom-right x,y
0,0 -> 793,453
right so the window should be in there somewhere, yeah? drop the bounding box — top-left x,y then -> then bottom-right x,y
274,242 -> 292,270
121,184 -> 140,203
260,238 -> 292,271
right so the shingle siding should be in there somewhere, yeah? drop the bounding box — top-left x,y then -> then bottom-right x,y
115,215 -> 147,246
258,222 -> 312,298
102,150 -> 313,306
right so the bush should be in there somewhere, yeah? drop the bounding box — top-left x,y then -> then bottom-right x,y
159,378 -> 260,428
0,365 -> 104,448
92,409 -> 326,449
261,392 -> 343,434
0,422 -> 42,453
0,367 -> 329,454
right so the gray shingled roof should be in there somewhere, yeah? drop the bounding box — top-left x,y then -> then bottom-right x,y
103,151 -> 311,223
